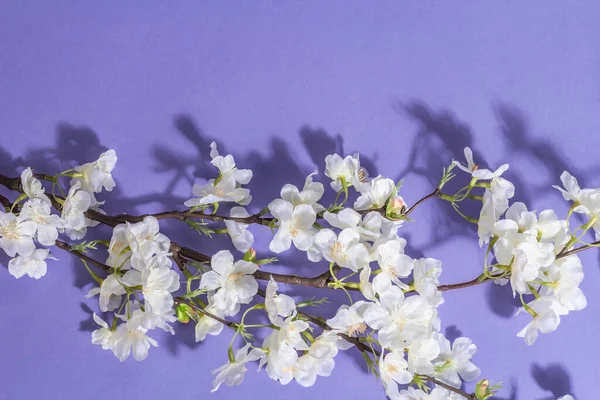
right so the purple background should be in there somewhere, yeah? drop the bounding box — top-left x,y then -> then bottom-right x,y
1,2 -> 600,399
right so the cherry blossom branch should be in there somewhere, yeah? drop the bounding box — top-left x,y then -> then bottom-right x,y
7,171 -> 589,299
421,375 -> 476,400
295,307 -> 476,399
557,240 -> 600,258
54,240 -> 113,273
404,188 -> 441,216
173,297 -> 237,330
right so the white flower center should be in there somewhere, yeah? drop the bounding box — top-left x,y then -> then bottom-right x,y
282,365 -> 296,374
347,322 -> 367,336
386,363 -> 399,375
227,272 -> 245,282
0,221 -> 20,240
289,220 -> 300,237
331,241 -> 348,260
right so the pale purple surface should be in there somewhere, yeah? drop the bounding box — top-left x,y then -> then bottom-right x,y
1,2 -> 600,399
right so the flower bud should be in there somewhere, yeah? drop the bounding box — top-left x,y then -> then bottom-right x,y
386,196 -> 407,219
176,304 -> 191,324
243,248 -> 257,262
475,379 -> 489,399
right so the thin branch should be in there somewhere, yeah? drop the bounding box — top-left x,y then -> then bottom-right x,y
173,297 -> 237,330
438,276 -> 490,292
54,240 -> 113,273
404,188 -> 441,216
557,240 -> 600,259
420,375 -> 476,399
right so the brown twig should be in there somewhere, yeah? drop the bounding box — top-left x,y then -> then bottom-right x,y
404,188 -> 441,216
173,297 -> 237,330
420,375 -> 476,399
54,240 -> 113,273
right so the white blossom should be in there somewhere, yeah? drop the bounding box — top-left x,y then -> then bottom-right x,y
477,193 -> 498,246
492,218 -> 555,295
379,350 -> 413,400
0,211 -> 37,257
407,337 -> 440,375
432,332 -> 480,388
326,301 -> 371,337
455,146 -> 515,232
125,216 -> 171,262
260,333 -> 299,385
71,149 -> 117,193
195,294 -> 225,342
413,257 -> 444,306
517,297 -> 563,345
61,181 -> 96,240
199,250 -> 258,315
209,143 -> 252,185
354,175 -> 396,211
224,207 -> 254,253
505,202 -> 562,241
452,147 -> 478,175
127,306 -> 177,334
274,313 -> 310,351
124,264 -> 180,314
324,153 -> 361,192
8,248 -> 56,279
293,332 -> 345,387
106,217 -> 170,269
185,176 -> 252,207
91,313 -> 114,350
553,171 -> 585,204
539,256 -> 587,312
483,165 -> 515,216
373,240 -> 414,292
20,167 -> 48,202
20,198 -> 62,246
268,200 -> 316,253
359,265 -> 377,301
265,277 -> 296,325
212,344 -> 264,392
86,273 -> 127,312
280,172 -> 325,213
323,208 -> 382,243
364,286 -> 437,349
110,320 -> 158,362
313,228 -> 370,272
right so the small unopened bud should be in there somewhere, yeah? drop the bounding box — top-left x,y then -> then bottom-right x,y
475,379 -> 489,398
176,304 -> 191,324
243,248 -> 257,262
389,197 -> 407,215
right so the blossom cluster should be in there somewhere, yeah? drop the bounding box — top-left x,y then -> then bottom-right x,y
1,141 -> 588,400
88,216 -> 180,362
183,149 -> 483,397
454,148 -> 588,345
0,150 -> 117,279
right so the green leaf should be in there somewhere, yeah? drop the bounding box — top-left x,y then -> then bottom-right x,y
185,219 -> 214,238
